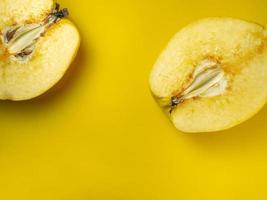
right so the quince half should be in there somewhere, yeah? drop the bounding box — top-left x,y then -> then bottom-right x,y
150,18 -> 267,133
0,0 -> 80,100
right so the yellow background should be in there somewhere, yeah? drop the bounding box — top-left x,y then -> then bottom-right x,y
1,0 -> 267,199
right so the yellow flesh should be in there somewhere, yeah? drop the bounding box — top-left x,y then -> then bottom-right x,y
150,18 -> 267,132
0,0 -> 80,100
0,0 -> 53,29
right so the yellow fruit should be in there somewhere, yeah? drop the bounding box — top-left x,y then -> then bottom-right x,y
149,18 -> 267,133
0,0 -> 80,100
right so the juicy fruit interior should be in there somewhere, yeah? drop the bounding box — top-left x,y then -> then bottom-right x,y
150,18 -> 267,133
0,0 -> 80,100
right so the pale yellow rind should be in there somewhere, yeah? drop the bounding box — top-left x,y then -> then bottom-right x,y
150,18 -> 267,133
0,20 -> 80,100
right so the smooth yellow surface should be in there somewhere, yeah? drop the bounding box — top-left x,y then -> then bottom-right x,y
0,0 -> 267,199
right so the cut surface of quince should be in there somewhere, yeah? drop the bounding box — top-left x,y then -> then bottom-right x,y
0,0 -> 80,100
149,18 -> 267,133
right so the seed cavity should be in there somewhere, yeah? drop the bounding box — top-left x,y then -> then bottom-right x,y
1,3 -> 69,61
170,60 -> 228,112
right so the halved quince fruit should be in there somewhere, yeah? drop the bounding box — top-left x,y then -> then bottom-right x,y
0,0 -> 80,100
149,18 -> 267,133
